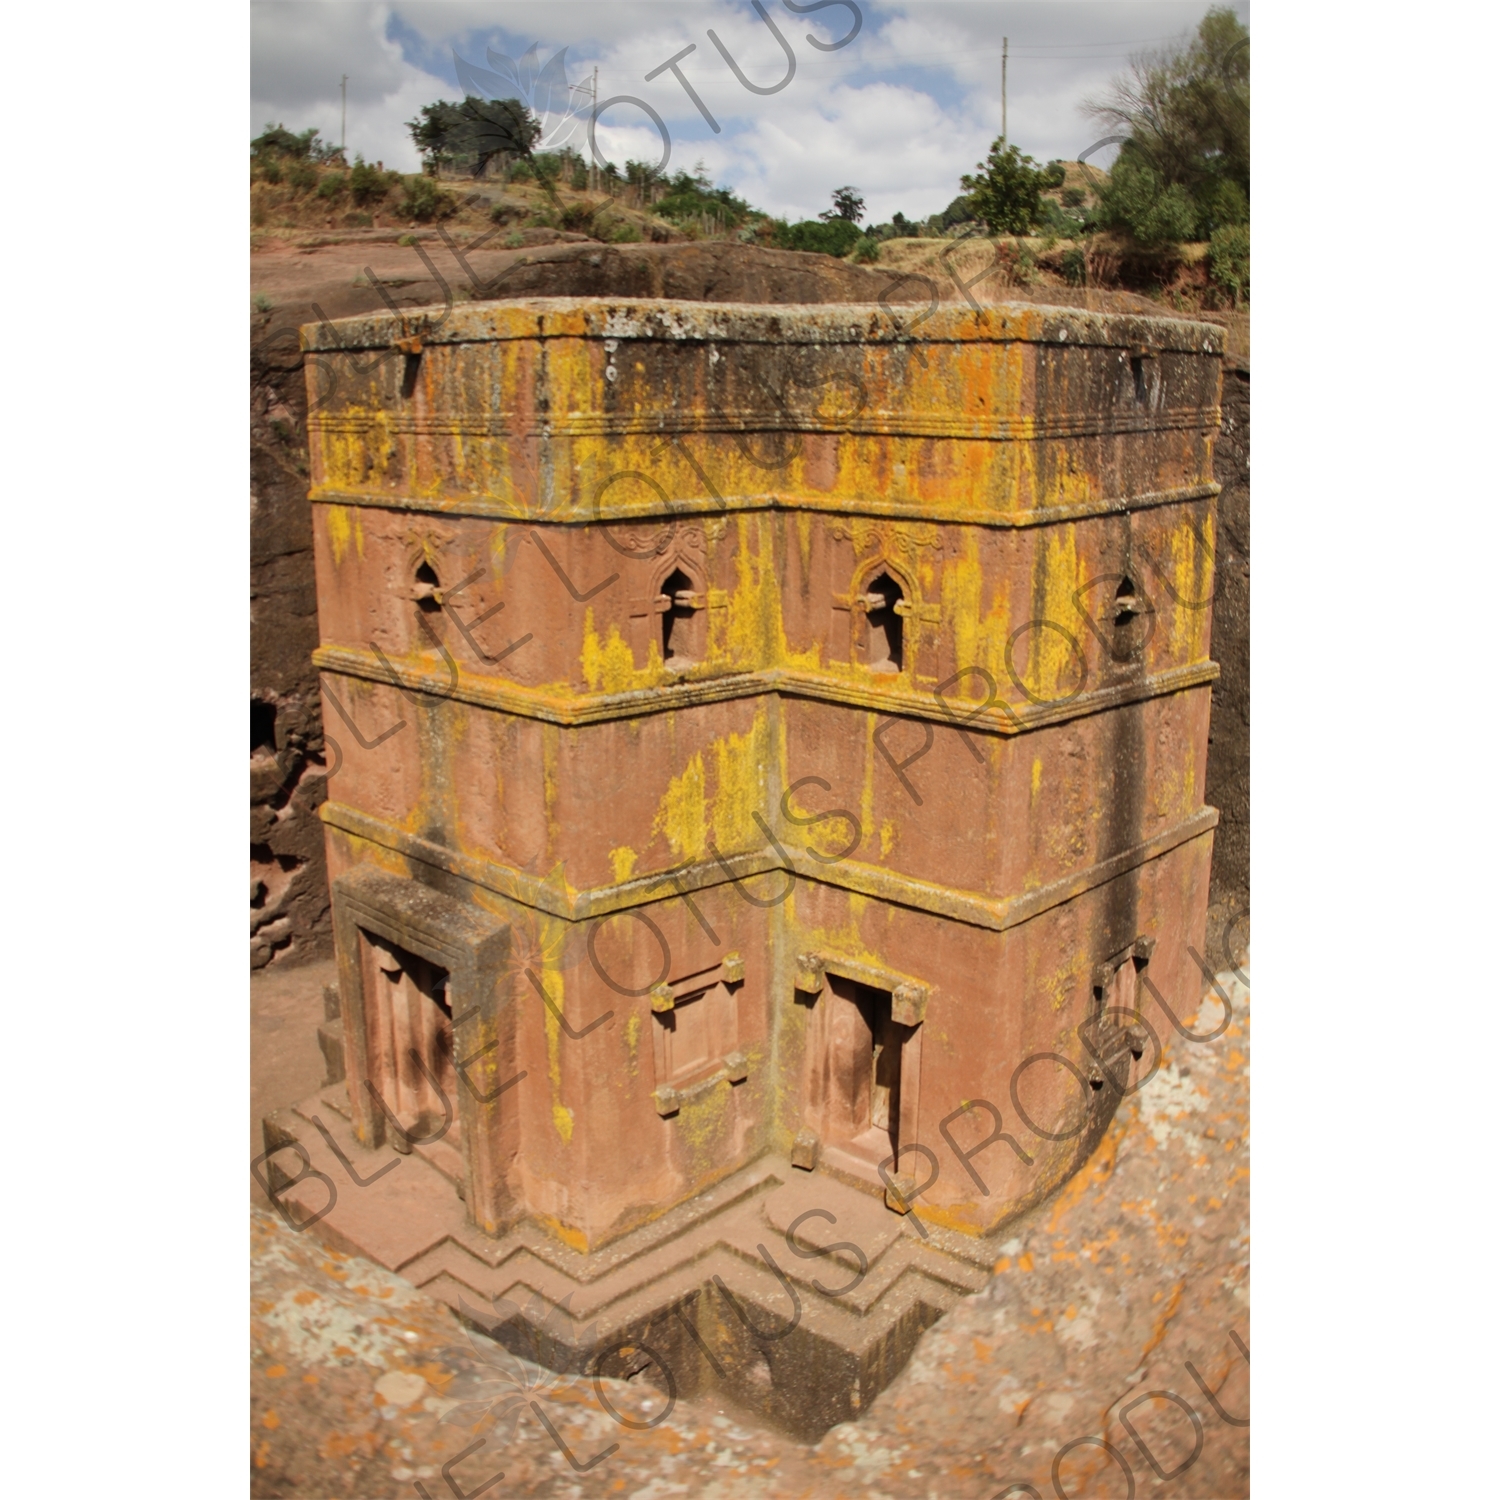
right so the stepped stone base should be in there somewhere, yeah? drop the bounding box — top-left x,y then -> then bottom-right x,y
262,1087 -> 1007,1438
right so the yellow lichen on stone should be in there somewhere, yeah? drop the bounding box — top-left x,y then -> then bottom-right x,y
648,715 -> 769,863
724,514 -> 819,671
537,965 -> 566,1135
581,609 -> 640,694
710,713 -> 769,852
1026,525 -> 1083,701
675,1076 -> 731,1163
1163,509 -> 1215,663
946,537 -> 987,682
654,752 -> 707,862
327,505 -> 353,565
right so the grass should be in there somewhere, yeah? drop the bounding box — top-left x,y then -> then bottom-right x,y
250,158 -> 692,244
852,232 -> 1248,358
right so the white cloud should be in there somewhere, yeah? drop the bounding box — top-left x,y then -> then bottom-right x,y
252,3 -> 452,168
251,1 -> 1248,213
712,79 -> 984,220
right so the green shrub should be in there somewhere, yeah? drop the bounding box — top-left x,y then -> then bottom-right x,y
772,217 -> 862,257
316,173 -> 345,200
397,232 -> 418,246
287,162 -> 317,192
851,235 -> 880,264
399,175 -> 457,222
1083,9 -> 1248,246
1095,146 -> 1200,245
1042,160 -> 1068,189
936,194 -> 978,231
1039,197 -> 1085,239
505,231 -> 524,248
252,123 -> 343,165
1196,177 -> 1249,239
253,292 -> 274,313
1062,186 -> 1086,209
1061,247 -> 1087,286
606,220 -> 642,244
508,158 -> 535,182
259,159 -> 283,185
653,168 -> 753,232
961,142 -> 1045,235
560,201 -> 598,233
1208,224 -> 1249,303
349,158 -> 388,207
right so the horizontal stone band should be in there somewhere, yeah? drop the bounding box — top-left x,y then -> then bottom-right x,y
319,798 -> 1218,937
307,404 -> 1221,444
307,480 -> 1222,530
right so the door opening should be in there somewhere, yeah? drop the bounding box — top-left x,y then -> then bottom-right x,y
825,975 -> 914,1164
362,931 -> 455,1144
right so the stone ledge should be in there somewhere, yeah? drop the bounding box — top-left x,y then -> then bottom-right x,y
264,1095 -> 1002,1437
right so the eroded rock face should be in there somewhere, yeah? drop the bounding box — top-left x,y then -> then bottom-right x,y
252,348 -> 330,970
1205,358 -> 1249,968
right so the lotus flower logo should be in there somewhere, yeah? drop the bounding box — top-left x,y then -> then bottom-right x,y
441,1291 -> 600,1442
453,43 -> 588,152
495,896 -> 594,986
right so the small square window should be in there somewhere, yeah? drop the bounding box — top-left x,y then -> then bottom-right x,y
654,979 -> 737,1088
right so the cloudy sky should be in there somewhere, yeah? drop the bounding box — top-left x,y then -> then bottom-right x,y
251,1 -> 1248,223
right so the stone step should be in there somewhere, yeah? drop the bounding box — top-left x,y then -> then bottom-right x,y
261,1088 -> 999,1439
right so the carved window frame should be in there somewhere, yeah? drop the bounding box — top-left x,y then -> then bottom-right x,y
648,950 -> 748,1117
831,556 -> 940,681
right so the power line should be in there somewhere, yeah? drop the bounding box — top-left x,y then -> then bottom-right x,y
1005,35 -> 1187,51
800,33 -> 1197,67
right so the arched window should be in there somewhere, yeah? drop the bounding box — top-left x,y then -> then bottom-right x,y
1111,575 -> 1147,664
861,571 -> 904,673
414,559 -> 442,617
659,566 -> 704,665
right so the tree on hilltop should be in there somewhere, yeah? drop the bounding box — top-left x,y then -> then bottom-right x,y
252,124 -> 344,165
961,142 -> 1045,235
407,97 -> 542,177
819,186 -> 865,224
1083,6 -> 1249,242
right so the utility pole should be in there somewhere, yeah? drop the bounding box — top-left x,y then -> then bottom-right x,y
571,68 -> 601,192
1001,38 -> 1007,146
341,74 -> 348,156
